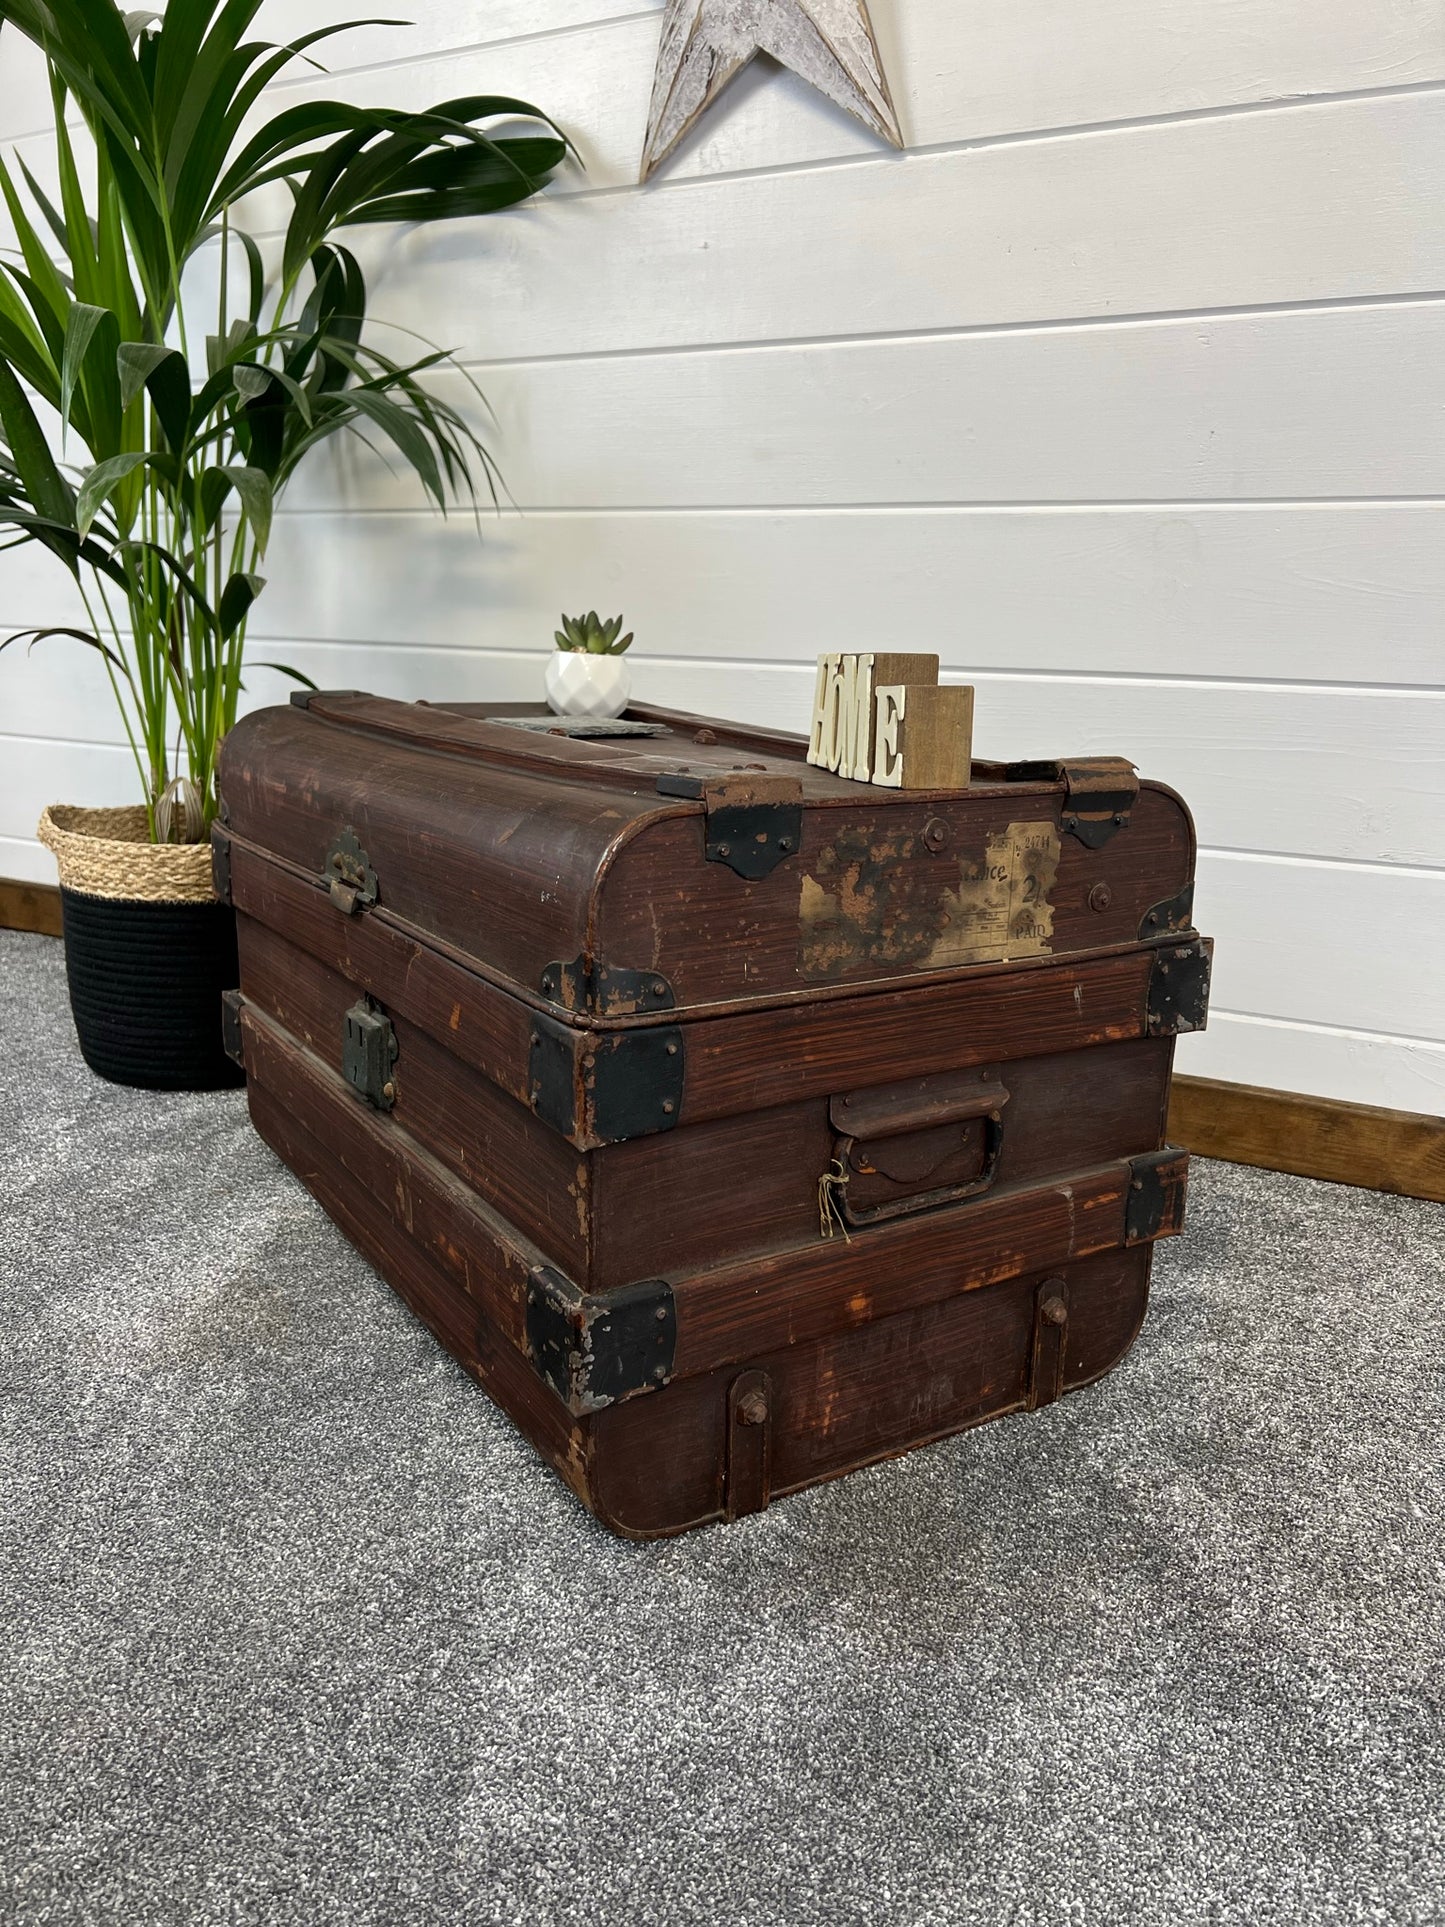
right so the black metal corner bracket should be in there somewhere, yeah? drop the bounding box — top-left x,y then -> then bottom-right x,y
1125,1147 -> 1190,1246
540,956 -> 676,1018
703,798 -> 803,881
655,773 -> 803,881
1139,882 -> 1195,941
220,989 -> 245,1068
528,1013 -> 685,1147
1147,938 -> 1212,1037
526,1266 -> 677,1415
211,826 -> 232,905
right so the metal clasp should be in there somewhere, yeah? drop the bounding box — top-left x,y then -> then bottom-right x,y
326,828 -> 378,915
343,999 -> 397,1109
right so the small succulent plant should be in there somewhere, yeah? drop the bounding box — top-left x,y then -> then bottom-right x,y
554,612 -> 634,656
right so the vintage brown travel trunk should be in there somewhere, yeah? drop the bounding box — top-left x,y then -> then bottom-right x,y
215,694 -> 1210,1537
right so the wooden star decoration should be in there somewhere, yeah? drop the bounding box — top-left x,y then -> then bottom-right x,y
640,0 -> 903,182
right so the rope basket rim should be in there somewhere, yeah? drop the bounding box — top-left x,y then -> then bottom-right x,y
37,803 -> 218,905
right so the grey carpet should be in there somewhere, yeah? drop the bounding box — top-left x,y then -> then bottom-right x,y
2,926 -> 1442,1927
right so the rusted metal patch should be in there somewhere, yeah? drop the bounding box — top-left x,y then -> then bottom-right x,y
799,820 -> 1060,980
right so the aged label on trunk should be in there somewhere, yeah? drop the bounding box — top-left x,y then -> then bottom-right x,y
799,820 -> 1061,981
930,821 -> 1060,968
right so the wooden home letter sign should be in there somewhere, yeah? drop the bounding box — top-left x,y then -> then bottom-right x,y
807,653 -> 974,790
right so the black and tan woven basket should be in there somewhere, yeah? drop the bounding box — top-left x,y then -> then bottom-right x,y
37,805 -> 241,1091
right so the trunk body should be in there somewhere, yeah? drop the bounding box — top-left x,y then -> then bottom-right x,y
216,695 -> 1208,1536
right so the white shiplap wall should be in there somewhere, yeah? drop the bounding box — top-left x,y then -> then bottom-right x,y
2,1 -> 1443,1111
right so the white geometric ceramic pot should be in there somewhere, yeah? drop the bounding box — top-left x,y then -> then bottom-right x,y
545,650 -> 632,720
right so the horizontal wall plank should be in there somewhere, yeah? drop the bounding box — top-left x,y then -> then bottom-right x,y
312,93 -> 1445,365
1198,850 -> 1445,1045
5,504 -> 1442,687
254,0 -> 1445,194
9,4 -> 1443,220
0,836 -> 52,887
6,647 -> 1444,867
0,742 -> 140,851
277,304 -> 1445,511
256,1 -> 661,80
1177,1013 -> 1445,1116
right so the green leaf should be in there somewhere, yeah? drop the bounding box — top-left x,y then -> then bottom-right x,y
59,303 -> 109,442
218,570 -> 265,639
118,341 -> 176,412
250,659 -> 317,690
14,155 -> 74,258
0,360 -> 75,529
76,450 -> 149,537
0,623 -> 135,688
218,464 -> 272,552
344,386 -> 444,506
233,362 -> 271,400
341,137 -> 569,226
198,465 -> 231,527
115,343 -> 191,453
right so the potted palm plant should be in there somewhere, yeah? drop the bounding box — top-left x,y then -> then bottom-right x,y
0,0 -> 565,1088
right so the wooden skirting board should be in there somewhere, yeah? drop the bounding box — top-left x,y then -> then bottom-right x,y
0,875 -> 1437,1201
1168,1077 -> 1444,1206
0,876 -> 62,938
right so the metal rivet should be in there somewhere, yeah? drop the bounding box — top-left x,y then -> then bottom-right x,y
778,836 -> 794,853
1114,812 -> 1125,825
661,1099 -> 675,1115
652,980 -> 667,996
530,1032 -> 540,1047
665,1042 -> 679,1057
542,974 -> 555,993
655,1306 -> 668,1323
716,843 -> 730,857
1088,882 -> 1113,913
1131,1178 -> 1143,1192
1042,1296 -> 1067,1327
381,1081 -> 395,1102
737,1391 -> 769,1426
652,1364 -> 668,1382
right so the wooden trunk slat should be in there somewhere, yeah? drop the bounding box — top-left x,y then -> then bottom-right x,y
591,1035 -> 1173,1287
591,1243 -> 1153,1538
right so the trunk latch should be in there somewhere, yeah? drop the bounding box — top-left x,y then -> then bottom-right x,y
343,1000 -> 398,1109
326,828 -> 378,915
